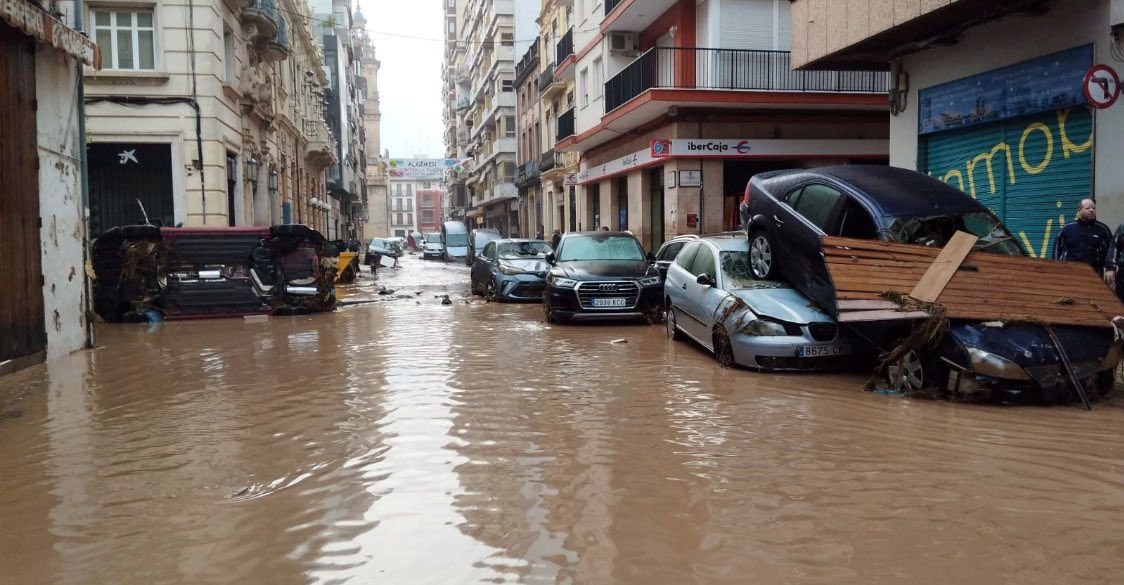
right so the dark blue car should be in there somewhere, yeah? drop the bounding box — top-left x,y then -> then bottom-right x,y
740,166 -> 1118,404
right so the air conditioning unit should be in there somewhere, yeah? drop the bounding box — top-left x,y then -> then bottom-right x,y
608,32 -> 638,57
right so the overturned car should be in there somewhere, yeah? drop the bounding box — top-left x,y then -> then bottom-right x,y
92,224 -> 337,322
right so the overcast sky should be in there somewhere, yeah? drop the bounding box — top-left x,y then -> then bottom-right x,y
358,0 -> 446,159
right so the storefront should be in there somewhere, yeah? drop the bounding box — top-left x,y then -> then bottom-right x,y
917,45 -> 1096,259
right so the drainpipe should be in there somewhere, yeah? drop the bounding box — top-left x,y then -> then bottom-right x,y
74,0 -> 95,349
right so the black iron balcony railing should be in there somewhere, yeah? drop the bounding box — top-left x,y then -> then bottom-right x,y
276,16 -> 287,47
557,107 -> 575,142
604,47 -> 891,113
537,63 -> 555,95
556,27 -> 574,66
539,151 -> 558,173
515,160 -> 540,187
605,0 -> 623,17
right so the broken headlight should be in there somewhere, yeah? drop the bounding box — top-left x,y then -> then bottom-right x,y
966,347 -> 1031,381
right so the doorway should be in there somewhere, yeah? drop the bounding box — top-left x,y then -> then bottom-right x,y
615,176 -> 628,230
648,167 -> 665,251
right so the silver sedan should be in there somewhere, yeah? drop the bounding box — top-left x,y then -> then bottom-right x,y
664,233 -> 860,370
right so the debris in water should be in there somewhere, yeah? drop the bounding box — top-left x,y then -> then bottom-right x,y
610,339 -> 628,345
415,291 -> 423,296
378,287 -> 395,296
232,486 -> 251,498
244,315 -> 269,323
872,388 -> 903,396
441,296 -> 453,305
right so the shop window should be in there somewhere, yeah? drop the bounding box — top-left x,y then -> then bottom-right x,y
93,9 -> 156,70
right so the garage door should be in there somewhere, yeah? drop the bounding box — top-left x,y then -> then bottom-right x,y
921,106 -> 1093,258
0,25 -> 47,365
88,142 -> 175,237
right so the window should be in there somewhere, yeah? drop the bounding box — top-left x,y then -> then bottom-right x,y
580,68 -> 589,107
835,198 -> 878,239
501,33 -> 514,46
448,21 -> 456,33
501,79 -> 514,92
504,116 -> 516,138
592,57 -> 603,99
502,162 -> 515,180
423,209 -> 435,224
675,242 -> 700,269
792,184 -> 843,232
688,245 -> 716,278
657,242 -> 684,261
223,27 -> 235,83
93,10 -> 156,70
422,181 -> 432,189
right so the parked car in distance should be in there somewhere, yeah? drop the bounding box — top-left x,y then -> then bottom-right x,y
442,221 -> 470,261
422,232 -> 444,260
467,228 -> 502,266
365,237 -> 399,271
664,233 -> 859,370
470,239 -> 553,301
542,231 -> 662,323
653,234 -> 698,282
739,165 -> 1116,402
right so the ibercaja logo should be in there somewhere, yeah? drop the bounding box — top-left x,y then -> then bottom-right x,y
651,139 -> 672,158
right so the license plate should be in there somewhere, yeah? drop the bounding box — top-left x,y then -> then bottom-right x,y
592,298 -> 628,308
798,344 -> 851,357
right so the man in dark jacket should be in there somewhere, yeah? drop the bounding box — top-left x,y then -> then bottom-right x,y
1053,199 -> 1112,275
551,228 -> 562,251
1105,222 -> 1124,301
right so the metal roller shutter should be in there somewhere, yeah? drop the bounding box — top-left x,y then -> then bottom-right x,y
921,106 -> 1094,258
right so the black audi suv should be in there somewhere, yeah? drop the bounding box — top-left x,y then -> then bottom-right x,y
542,231 -> 662,323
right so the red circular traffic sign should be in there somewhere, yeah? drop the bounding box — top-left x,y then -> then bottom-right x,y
1083,64 -> 1120,109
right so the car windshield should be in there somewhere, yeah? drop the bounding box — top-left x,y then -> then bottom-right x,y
445,232 -> 468,246
885,212 -> 1024,255
499,241 -> 551,259
719,251 -> 789,289
477,232 -> 500,245
557,235 -> 645,262
426,233 -> 441,243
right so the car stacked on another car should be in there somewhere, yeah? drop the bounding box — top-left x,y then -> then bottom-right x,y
664,233 -> 859,370
422,232 -> 444,260
739,165 -> 1118,402
543,231 -> 662,323
470,239 -> 553,301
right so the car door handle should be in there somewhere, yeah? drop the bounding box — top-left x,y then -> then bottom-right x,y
773,214 -> 784,226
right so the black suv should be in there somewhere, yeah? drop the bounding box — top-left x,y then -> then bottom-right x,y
543,231 -> 662,323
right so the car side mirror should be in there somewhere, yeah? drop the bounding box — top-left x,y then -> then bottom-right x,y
647,252 -> 656,263
697,273 -> 714,287
545,253 -> 556,264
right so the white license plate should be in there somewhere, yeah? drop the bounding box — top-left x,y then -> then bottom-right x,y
798,344 -> 851,357
592,298 -> 628,308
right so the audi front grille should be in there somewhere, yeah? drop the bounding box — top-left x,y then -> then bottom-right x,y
575,281 -> 640,309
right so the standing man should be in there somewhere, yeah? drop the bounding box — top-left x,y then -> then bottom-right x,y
1105,220 -> 1124,301
551,228 -> 562,251
1053,199 -> 1112,275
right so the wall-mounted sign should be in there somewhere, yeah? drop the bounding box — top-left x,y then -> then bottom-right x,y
388,158 -> 457,180
918,44 -> 1094,134
657,139 -> 887,159
1083,64 -> 1120,109
687,213 -> 698,228
651,139 -> 672,158
666,171 -> 676,188
1,0 -> 102,67
679,170 -> 702,187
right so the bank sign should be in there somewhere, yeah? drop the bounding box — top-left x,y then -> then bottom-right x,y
648,139 -> 889,160
387,158 -> 457,180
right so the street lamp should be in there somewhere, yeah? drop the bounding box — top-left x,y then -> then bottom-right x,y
244,156 -> 259,187
268,168 -> 279,195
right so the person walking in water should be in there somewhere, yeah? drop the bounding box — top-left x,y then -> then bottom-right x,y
551,228 -> 562,250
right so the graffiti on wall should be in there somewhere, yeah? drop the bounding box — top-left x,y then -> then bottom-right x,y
925,107 -> 1093,258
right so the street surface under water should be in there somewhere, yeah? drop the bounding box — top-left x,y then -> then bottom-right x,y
3,254 -> 1124,584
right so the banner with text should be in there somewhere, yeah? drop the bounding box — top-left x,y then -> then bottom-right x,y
387,158 -> 457,180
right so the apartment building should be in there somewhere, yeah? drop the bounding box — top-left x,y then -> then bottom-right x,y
417,190 -> 446,235
311,0 -> 368,240
552,0 -> 891,253
534,0 -> 580,237
789,0 -> 1122,258
83,0 -> 337,235
513,38 -> 542,237
358,15 -> 386,239
388,179 -> 419,237
443,0 -> 469,225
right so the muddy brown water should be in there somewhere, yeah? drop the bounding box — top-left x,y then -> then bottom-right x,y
3,254 -> 1124,584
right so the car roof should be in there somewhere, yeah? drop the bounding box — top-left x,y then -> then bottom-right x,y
755,165 -> 989,217
697,233 -> 748,252
495,238 -> 547,244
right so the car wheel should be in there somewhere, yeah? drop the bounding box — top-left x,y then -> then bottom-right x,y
484,279 -> 498,302
749,231 -> 777,280
713,325 -> 736,368
886,350 -> 931,393
666,304 -> 684,341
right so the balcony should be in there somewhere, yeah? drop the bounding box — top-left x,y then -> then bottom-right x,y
602,0 -> 677,33
261,16 -> 289,62
241,0 -> 279,41
555,27 -> 574,69
556,107 -> 574,142
303,119 -> 338,169
605,47 -> 890,113
515,160 -> 540,187
537,63 -> 566,102
538,151 -> 558,173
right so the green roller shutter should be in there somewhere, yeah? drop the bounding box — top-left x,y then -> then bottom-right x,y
921,106 -> 1094,258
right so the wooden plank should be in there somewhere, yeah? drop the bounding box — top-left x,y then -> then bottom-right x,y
839,310 -> 930,322
908,229 -> 980,301
837,300 -> 901,310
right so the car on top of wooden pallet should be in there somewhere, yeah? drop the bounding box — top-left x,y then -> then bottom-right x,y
739,166 -> 1119,404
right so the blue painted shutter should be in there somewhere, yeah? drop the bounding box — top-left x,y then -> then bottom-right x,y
921,107 -> 1094,258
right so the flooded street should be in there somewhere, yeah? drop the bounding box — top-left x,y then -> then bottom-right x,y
3,253 -> 1124,585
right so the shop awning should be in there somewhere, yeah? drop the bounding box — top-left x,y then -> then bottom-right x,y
2,0 -> 102,68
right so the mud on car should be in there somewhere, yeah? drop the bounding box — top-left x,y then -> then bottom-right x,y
91,224 -> 337,322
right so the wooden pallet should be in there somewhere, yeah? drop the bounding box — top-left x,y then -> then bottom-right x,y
822,235 -> 1124,327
